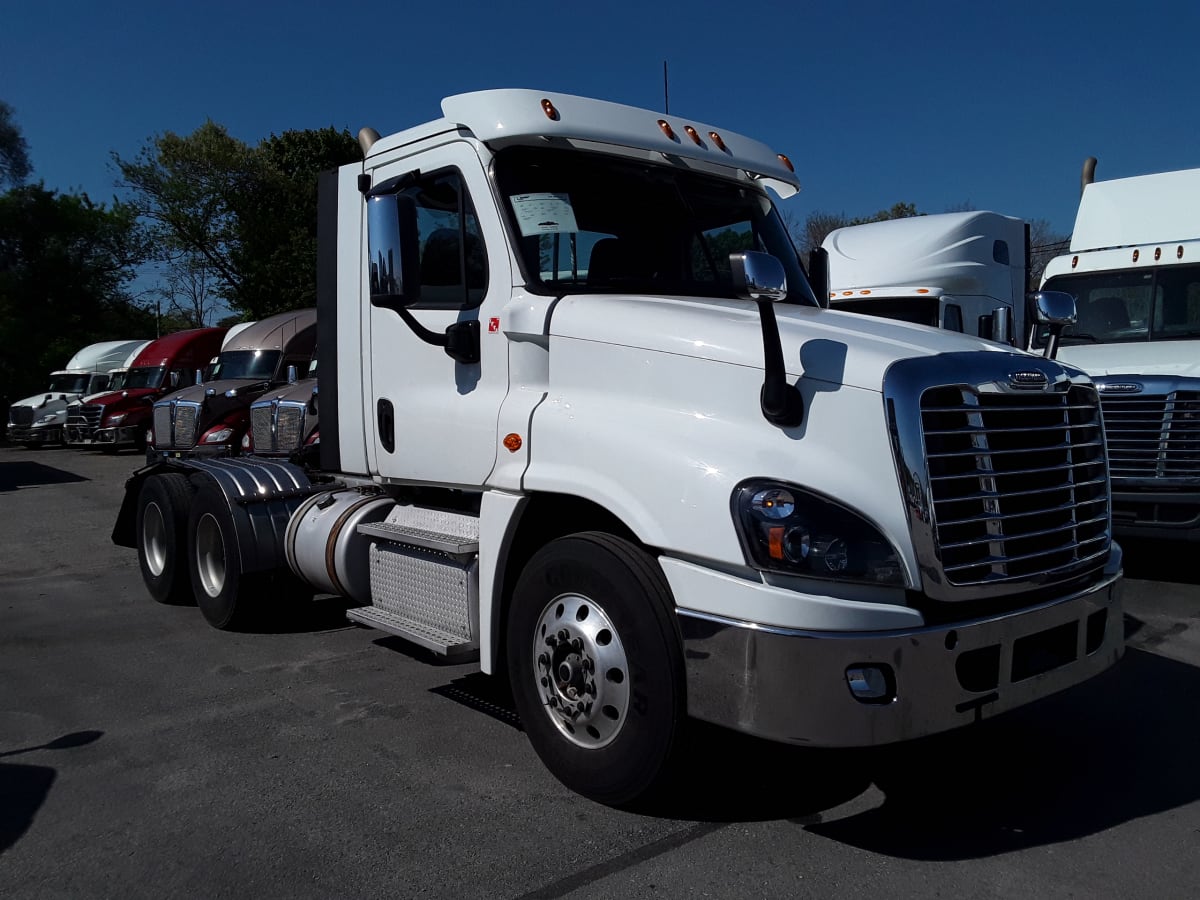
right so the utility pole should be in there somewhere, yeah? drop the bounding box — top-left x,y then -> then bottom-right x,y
663,60 -> 669,114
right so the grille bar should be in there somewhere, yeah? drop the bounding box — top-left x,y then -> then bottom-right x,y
938,512 -> 1111,551
937,495 -> 1107,528
1100,388 -> 1200,484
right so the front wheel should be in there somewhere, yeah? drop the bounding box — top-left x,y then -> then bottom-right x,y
506,532 -> 684,806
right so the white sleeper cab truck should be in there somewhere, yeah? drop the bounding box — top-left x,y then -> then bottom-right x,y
113,90 -> 1124,805
824,211 -> 1029,345
8,340 -> 148,447
1039,163 -> 1200,540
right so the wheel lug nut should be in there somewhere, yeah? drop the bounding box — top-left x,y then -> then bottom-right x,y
540,676 -> 548,687
545,635 -> 557,647
558,629 -> 569,642
538,653 -> 549,668
548,696 -> 558,707
571,638 -> 583,651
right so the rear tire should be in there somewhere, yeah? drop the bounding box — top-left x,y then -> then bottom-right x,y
186,487 -> 261,630
136,473 -> 196,604
506,532 -> 684,806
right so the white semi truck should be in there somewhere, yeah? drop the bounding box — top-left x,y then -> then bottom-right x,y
8,340 -> 149,446
113,90 -> 1124,805
825,163 -> 1200,541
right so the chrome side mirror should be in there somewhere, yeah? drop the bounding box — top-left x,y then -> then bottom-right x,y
286,364 -> 298,385
1028,290 -> 1077,359
367,193 -> 421,308
731,251 -> 788,302
170,371 -> 181,388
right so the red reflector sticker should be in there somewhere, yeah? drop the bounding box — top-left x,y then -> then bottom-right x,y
489,318 -> 500,333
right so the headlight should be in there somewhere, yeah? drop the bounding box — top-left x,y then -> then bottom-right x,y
38,413 -> 62,424
204,427 -> 234,443
106,413 -> 126,426
733,480 -> 905,586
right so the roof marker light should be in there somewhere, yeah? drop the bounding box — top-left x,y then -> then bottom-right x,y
777,153 -> 795,173
916,288 -> 930,294
657,119 -> 678,141
1072,255 -> 1079,268
1155,247 -> 1162,261
683,125 -> 703,146
842,291 -> 853,296
709,131 -> 728,153
859,290 -> 871,295
1132,249 -> 1140,262
540,98 -> 559,121
1179,245 -> 1186,259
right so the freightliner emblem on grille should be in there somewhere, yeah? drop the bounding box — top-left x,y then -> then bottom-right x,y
1008,370 -> 1049,390
1096,382 -> 1143,393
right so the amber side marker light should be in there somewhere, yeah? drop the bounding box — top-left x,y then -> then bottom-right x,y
709,131 -> 728,152
768,527 -> 785,560
657,119 -> 678,141
540,98 -> 559,121
777,153 -> 795,173
503,433 -> 523,452
916,288 -> 930,294
683,125 -> 703,146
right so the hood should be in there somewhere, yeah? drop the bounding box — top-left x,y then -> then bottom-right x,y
161,378 -> 272,405
1056,340 -> 1200,378
81,387 -> 160,410
11,391 -> 75,410
547,293 -> 1019,391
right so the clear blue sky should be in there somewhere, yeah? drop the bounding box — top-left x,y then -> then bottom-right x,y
4,0 -> 1198,237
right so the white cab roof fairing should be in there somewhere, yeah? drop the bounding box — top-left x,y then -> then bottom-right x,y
117,341 -> 152,369
823,211 -> 1025,301
365,89 -> 801,198
1055,341 -> 1200,378
64,340 -> 150,374
1072,167 -> 1200,252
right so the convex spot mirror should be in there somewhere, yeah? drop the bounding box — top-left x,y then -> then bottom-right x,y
367,193 -> 421,308
731,251 -> 788,302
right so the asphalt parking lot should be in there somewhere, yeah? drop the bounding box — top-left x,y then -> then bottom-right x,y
2,444 -> 1199,899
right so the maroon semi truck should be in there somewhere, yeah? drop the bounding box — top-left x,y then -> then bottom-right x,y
65,327 -> 228,452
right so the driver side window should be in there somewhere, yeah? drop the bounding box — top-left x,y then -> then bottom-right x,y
401,170 -> 488,310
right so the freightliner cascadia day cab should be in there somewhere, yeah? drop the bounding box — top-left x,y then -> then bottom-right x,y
243,358 -> 319,461
62,340 -> 153,445
8,340 -> 148,447
114,90 -> 1124,805
65,328 -> 229,451
148,310 -> 317,459
1038,163 -> 1200,540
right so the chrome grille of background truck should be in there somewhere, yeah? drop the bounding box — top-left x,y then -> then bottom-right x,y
173,403 -> 199,448
250,400 -> 306,454
885,353 -> 1111,602
1099,383 -> 1200,486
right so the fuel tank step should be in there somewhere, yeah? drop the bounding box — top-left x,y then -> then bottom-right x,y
346,605 -> 479,660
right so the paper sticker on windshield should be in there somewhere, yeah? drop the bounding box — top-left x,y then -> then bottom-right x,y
510,193 -> 579,236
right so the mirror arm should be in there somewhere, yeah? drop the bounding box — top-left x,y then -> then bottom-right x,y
756,298 -> 804,427
384,303 -> 480,365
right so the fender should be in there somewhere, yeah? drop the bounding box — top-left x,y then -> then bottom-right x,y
112,457 -> 315,575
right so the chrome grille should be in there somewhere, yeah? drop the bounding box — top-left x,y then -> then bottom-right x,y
249,400 -> 306,454
152,401 -> 200,449
1100,389 -> 1200,485
9,405 -> 34,426
884,353 -> 1112,603
921,384 -> 1109,586
68,403 -> 104,433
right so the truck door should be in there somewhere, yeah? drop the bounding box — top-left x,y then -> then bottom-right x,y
365,143 -> 510,487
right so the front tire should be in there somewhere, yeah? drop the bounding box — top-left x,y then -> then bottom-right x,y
506,532 -> 684,806
136,473 -> 195,604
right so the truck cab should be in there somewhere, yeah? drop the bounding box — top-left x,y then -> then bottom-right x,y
244,358 -> 319,460
66,328 -> 228,451
824,211 -> 1029,345
1038,165 -> 1200,540
115,90 -> 1123,806
148,311 -> 317,459
8,340 -> 148,447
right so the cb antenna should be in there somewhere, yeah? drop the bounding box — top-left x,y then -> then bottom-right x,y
663,60 -> 669,114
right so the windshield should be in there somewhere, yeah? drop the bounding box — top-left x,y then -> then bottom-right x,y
493,146 -> 816,305
1039,263 -> 1200,346
209,349 -> 282,381
124,366 -> 166,390
47,374 -> 91,394
108,371 -> 129,391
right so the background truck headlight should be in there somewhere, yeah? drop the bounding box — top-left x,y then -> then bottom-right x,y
733,480 -> 905,586
106,413 -> 126,426
204,427 -> 234,443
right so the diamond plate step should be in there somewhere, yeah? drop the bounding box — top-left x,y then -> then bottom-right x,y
357,520 -> 478,555
347,606 -> 480,660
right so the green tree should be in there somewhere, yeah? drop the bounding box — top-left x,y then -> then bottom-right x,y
0,100 -> 33,188
116,124 -> 360,320
0,185 -> 152,405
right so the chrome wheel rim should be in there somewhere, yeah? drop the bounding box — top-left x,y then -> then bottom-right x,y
142,501 -> 167,577
532,592 -> 630,750
195,513 -> 226,598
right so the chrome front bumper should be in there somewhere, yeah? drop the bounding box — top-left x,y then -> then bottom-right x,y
94,426 -> 141,447
678,567 -> 1124,747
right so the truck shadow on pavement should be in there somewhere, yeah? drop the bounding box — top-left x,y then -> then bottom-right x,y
0,461 -> 88,493
0,731 -> 103,856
